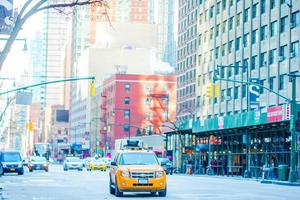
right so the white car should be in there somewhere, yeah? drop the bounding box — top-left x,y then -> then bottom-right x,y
63,157 -> 83,171
101,157 -> 112,168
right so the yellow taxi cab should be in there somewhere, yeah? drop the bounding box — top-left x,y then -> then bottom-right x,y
88,158 -> 107,171
109,140 -> 167,197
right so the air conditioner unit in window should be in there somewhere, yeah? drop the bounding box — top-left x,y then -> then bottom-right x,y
278,56 -> 285,62
290,52 -> 296,58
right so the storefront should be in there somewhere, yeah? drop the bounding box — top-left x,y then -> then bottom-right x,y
166,105 -> 298,179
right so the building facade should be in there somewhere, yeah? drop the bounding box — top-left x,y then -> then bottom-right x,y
176,0 -> 198,120
167,0 -> 300,179
100,74 -> 176,154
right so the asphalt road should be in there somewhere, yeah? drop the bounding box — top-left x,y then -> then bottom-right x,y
0,165 -> 300,200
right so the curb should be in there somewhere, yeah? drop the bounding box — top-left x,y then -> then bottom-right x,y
260,180 -> 300,186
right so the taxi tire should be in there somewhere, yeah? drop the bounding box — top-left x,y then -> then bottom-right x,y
109,178 -> 115,195
114,179 -> 123,197
158,187 -> 167,197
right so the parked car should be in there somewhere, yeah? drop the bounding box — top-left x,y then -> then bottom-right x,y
158,158 -> 173,175
0,162 -> 3,176
0,151 -> 24,175
63,157 -> 83,171
28,156 -> 49,172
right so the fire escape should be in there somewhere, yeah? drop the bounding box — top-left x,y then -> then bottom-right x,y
100,92 -> 107,152
146,89 -> 169,133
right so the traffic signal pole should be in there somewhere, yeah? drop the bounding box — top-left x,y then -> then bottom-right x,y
0,76 -> 95,96
288,75 -> 298,182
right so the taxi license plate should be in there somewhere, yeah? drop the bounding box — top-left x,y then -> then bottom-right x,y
138,179 -> 148,184
10,168 -> 15,171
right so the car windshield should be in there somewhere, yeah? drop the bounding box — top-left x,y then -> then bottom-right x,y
31,157 -> 46,162
67,157 -> 81,162
2,152 -> 21,162
119,152 -> 158,165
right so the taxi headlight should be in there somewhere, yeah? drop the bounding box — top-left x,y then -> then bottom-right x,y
156,171 -> 163,178
121,170 -> 130,178
2,163 -> 7,167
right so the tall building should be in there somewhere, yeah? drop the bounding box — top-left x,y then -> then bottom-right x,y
196,0 -> 300,118
157,0 -> 176,67
176,0 -> 198,120
100,74 -> 176,153
42,2 -> 69,107
166,0 -> 300,177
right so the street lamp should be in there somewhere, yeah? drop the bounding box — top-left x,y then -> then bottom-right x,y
0,37 -> 27,52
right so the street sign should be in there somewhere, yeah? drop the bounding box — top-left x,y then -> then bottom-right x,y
249,78 -> 260,110
0,0 -> 14,34
16,91 -> 32,105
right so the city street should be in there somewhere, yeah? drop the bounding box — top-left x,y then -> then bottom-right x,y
1,165 -> 300,200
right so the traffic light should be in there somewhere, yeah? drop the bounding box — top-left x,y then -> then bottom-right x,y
90,80 -> 95,97
214,84 -> 219,97
26,121 -> 34,132
206,83 -> 213,98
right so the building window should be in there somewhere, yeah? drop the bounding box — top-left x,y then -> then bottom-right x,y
260,79 -> 265,94
124,110 -> 130,119
252,29 -> 258,44
234,86 -> 239,99
243,33 -> 249,47
237,13 -> 241,26
216,46 -> 220,59
269,77 -> 275,90
251,55 -> 257,70
234,61 -> 240,75
280,16 -> 288,33
210,6 -> 214,18
270,21 -> 277,37
292,11 -> 300,28
123,124 -> 130,132
236,37 -> 241,50
291,41 -> 299,57
221,90 -> 225,102
269,49 -> 276,64
228,68 -> 232,78
270,0 -> 276,9
261,0 -> 266,14
229,17 -> 234,30
279,45 -> 287,61
227,88 -> 232,98
221,44 -> 226,56
228,40 -> 233,53
222,20 -> 227,33
125,83 -> 130,92
217,2 -> 221,14
210,28 -> 214,40
244,8 -> 249,22
260,52 -> 267,67
242,85 -> 246,98
260,25 -> 267,41
230,0 -> 233,7
243,59 -> 249,72
252,3 -> 258,18
279,74 -> 285,90
124,97 -> 130,105
222,0 -> 226,10
216,24 -> 220,37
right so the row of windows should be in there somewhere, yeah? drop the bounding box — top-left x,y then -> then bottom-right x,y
198,41 -> 299,68
198,11 -> 299,47
177,54 -> 197,72
178,69 -> 196,85
177,84 -> 196,98
178,99 -> 196,113
178,39 -> 197,60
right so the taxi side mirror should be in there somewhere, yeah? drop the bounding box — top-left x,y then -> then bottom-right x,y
111,161 -> 117,166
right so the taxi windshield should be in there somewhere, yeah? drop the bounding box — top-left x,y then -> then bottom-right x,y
31,157 -> 46,162
119,152 -> 158,165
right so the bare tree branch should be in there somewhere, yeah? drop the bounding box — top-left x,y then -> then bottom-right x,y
0,0 -> 108,71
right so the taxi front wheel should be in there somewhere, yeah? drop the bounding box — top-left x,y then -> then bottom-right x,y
158,187 -> 167,197
109,178 -> 115,194
115,179 -> 123,197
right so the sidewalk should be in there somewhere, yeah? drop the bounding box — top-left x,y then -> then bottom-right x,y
175,173 -> 300,186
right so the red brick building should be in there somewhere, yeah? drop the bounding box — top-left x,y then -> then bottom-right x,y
100,74 -> 176,151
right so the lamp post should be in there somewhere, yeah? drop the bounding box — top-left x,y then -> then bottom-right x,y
0,37 -> 28,51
